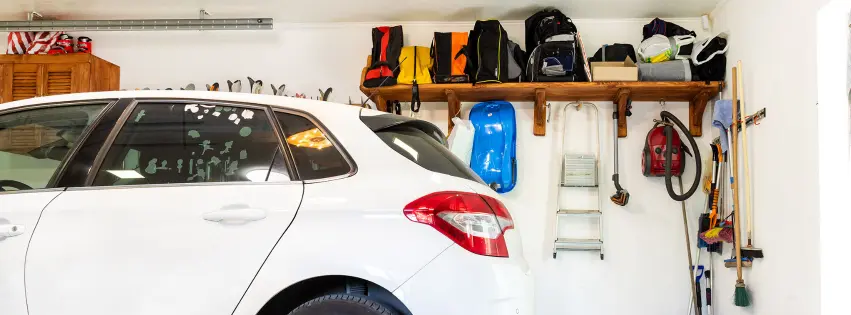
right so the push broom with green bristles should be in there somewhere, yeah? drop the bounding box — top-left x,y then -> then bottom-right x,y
736,61 -> 764,260
731,67 -> 750,307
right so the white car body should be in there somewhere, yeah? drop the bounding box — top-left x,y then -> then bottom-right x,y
0,91 -> 533,315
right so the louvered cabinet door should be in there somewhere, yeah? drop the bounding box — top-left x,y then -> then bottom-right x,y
44,63 -> 90,96
10,64 -> 40,101
0,64 -> 11,103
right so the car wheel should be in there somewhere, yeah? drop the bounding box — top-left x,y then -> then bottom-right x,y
289,293 -> 398,315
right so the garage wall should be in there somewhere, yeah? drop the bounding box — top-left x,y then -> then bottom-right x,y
709,0 -> 828,314
3,18 -> 719,315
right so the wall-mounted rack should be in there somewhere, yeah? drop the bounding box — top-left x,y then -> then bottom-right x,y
360,56 -> 723,137
0,10 -> 272,31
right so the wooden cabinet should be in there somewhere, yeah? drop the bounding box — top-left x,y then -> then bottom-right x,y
0,54 -> 119,103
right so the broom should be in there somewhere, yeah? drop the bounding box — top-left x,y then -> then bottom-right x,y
731,67 -> 751,307
735,61 -> 764,259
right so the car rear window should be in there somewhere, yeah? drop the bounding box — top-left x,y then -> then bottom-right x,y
363,113 -> 483,184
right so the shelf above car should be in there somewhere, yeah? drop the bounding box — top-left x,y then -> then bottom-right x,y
359,57 -> 723,137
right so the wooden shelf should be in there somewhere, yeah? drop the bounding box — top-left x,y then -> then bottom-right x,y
359,57 -> 722,137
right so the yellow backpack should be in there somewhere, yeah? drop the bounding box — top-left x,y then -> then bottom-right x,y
397,46 -> 432,84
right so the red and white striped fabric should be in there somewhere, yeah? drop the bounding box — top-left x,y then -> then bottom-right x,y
6,31 -> 63,55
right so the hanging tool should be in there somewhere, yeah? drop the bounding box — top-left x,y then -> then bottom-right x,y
678,176 -> 700,315
227,80 -> 242,92
247,77 -> 263,94
730,67 -> 751,307
610,102 -> 631,206
318,88 -> 333,101
705,268 -> 713,315
639,99 -> 702,314
709,142 -> 723,228
643,105 -> 704,313
687,265 -> 705,315
641,110 -> 702,201
735,61 -> 764,259
553,102 -> 605,260
701,141 -> 734,245
272,84 -> 286,96
700,142 -> 723,254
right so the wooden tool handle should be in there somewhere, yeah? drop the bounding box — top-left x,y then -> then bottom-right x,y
736,61 -> 755,244
731,67 -> 745,281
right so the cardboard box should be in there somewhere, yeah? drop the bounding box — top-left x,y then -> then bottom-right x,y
590,56 -> 638,81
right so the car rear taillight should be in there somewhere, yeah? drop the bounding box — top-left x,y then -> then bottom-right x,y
403,191 -> 514,257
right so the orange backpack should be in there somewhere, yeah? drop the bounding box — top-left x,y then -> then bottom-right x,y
431,32 -> 469,83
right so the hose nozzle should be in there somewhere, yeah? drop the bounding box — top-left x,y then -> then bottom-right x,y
610,190 -> 630,206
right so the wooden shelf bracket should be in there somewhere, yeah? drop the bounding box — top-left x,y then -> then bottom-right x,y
534,89 -> 547,136
446,89 -> 460,133
613,89 -> 631,138
688,90 -> 712,137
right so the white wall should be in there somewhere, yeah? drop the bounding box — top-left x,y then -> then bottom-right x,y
815,1 -> 851,315
710,0 -> 831,314
4,18 -> 722,315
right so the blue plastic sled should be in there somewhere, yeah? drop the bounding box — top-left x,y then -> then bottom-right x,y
469,101 -> 517,193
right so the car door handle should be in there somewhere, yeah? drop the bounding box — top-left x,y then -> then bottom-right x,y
202,208 -> 267,224
0,224 -> 25,237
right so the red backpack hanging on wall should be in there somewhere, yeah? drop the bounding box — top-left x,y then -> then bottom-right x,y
363,26 -> 403,88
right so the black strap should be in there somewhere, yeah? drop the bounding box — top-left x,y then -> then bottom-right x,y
454,46 -> 466,60
411,81 -> 421,113
368,60 -> 392,70
386,100 -> 402,115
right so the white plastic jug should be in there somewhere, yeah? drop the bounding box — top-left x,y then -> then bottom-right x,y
447,117 -> 476,165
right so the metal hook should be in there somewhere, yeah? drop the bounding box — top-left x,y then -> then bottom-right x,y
27,11 -> 43,21
199,9 -> 211,19
659,99 -> 666,111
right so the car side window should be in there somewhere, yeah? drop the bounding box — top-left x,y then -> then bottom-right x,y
275,112 -> 351,180
0,104 -> 108,192
92,102 -> 289,186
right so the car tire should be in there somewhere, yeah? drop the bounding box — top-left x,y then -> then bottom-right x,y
289,293 -> 398,315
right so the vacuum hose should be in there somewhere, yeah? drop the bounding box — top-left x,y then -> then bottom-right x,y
661,111 -> 701,201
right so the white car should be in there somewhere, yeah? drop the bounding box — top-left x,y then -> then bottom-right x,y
0,91 -> 533,315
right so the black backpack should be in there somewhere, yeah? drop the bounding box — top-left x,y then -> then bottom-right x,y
464,20 -> 509,84
363,26 -> 403,88
524,9 -> 586,82
524,8 -> 578,58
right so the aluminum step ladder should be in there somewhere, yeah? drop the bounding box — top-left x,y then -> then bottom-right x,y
553,102 -> 604,260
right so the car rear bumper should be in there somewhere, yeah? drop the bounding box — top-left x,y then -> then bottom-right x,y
392,242 -> 534,315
